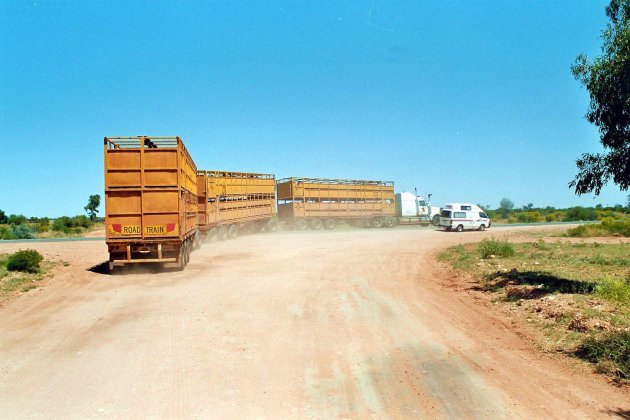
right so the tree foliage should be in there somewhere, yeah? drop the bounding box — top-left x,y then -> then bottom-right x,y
570,0 -> 630,195
84,194 -> 101,221
498,198 -> 515,218
0,210 -> 7,225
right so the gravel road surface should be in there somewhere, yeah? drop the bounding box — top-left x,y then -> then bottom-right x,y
0,227 -> 627,418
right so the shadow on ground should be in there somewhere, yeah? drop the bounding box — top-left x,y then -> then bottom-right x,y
87,261 -> 182,275
472,269 -> 596,300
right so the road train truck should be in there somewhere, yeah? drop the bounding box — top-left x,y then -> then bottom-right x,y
197,170 -> 277,241
104,136 -> 199,270
276,177 -> 397,228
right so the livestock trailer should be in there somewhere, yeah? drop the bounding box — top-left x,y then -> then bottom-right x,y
104,136 -> 199,269
197,170 -> 277,240
276,177 -> 396,229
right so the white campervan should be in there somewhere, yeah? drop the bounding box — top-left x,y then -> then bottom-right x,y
439,203 -> 491,232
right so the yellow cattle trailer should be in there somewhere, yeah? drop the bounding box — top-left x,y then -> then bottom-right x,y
197,170 -> 277,240
104,136 -> 199,269
276,177 -> 396,229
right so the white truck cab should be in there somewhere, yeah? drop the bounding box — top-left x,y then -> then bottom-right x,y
439,203 -> 491,232
395,192 -> 441,225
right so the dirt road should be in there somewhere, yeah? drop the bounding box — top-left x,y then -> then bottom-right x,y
0,227 -> 627,418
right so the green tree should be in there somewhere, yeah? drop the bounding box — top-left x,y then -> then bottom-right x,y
570,0 -> 630,195
0,209 -> 7,224
7,214 -> 27,225
499,198 -> 515,218
84,194 -> 101,221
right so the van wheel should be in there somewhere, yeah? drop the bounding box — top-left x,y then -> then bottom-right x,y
479,224 -> 486,231
432,215 -> 440,226
456,225 -> 464,232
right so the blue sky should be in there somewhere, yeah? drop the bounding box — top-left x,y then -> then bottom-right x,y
1,0 -> 627,217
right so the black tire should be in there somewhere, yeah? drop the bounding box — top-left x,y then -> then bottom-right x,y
371,218 -> 383,228
295,219 -> 308,231
310,218 -> 323,230
178,245 -> 187,269
228,224 -> 239,238
218,225 -> 228,241
193,231 -> 201,249
456,224 -> 464,232
384,216 -> 396,228
479,224 -> 486,231
266,219 -> 278,232
207,227 -> 218,242
323,219 -> 335,230
446,226 -> 451,231
432,214 -> 440,226
360,219 -> 371,228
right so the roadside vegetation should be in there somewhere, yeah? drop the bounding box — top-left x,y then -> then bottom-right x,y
0,249 -> 51,295
483,200 -> 630,226
439,235 -> 630,382
0,195 -> 102,240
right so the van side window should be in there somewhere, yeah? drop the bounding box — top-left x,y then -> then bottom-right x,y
479,212 -> 488,218
460,205 -> 472,211
454,212 -> 466,218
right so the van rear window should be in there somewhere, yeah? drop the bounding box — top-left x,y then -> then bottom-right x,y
440,210 -> 451,218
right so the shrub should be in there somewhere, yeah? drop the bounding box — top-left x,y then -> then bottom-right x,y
595,277 -> 630,305
11,224 -> 33,239
565,206 -> 598,221
52,215 -> 92,233
6,250 -> 43,273
601,217 -> 630,237
0,226 -> 16,240
477,239 -> 515,259
566,224 -> 606,237
516,211 -> 543,223
576,332 -> 630,379
7,214 -> 27,225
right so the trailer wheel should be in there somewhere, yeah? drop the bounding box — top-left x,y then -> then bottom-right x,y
310,218 -> 323,230
456,224 -> 464,232
323,219 -> 335,230
185,241 -> 191,265
384,217 -> 396,228
360,219 -> 371,228
218,225 -> 228,241
193,231 -> 202,249
207,227 -> 218,242
266,219 -> 278,232
228,224 -> 239,238
295,219 -> 308,231
371,218 -> 383,228
178,245 -> 187,269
